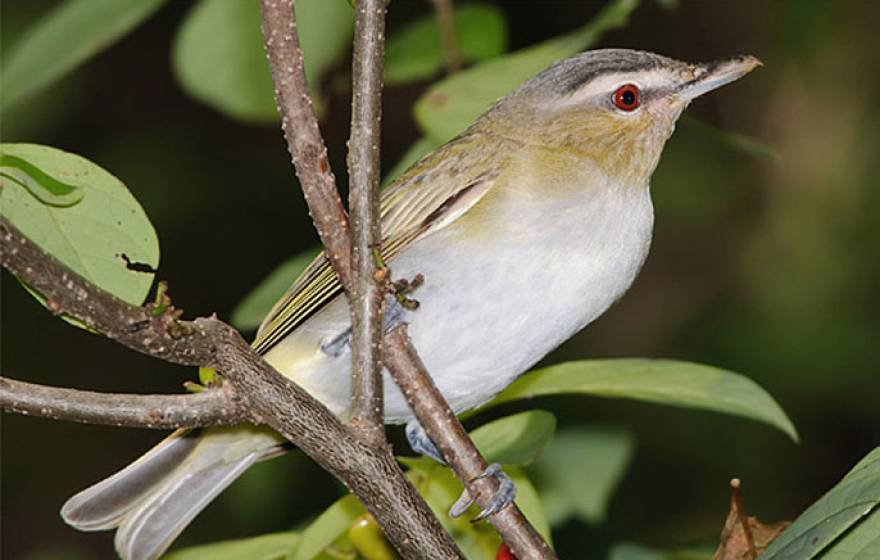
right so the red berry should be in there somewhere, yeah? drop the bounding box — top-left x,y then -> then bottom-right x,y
496,543 -> 517,560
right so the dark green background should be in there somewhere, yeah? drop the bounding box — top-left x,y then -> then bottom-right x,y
3,1 -> 879,558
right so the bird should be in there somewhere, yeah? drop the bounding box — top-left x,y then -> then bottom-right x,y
60,48 -> 761,560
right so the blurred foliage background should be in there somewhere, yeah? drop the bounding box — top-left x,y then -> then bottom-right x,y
2,0 -> 879,558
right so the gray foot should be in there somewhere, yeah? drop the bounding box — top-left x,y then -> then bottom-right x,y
405,420 -> 446,464
449,463 -> 516,521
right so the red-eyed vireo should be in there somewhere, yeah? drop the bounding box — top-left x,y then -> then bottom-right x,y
61,49 -> 761,560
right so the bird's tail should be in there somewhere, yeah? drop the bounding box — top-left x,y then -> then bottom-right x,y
61,425 -> 285,560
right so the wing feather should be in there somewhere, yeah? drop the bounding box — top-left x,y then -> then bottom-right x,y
252,133 -> 499,354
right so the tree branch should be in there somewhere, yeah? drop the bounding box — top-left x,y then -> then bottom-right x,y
259,1 -> 463,558
430,0 -> 462,73
259,0 -> 352,287
258,1 -> 555,558
347,0 -> 387,446
384,328 -> 557,560
0,377 -> 246,429
1,216 -> 460,559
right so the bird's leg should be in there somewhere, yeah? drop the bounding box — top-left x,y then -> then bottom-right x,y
374,249 -> 515,519
406,419 -> 517,520
405,419 -> 446,464
449,463 -> 517,521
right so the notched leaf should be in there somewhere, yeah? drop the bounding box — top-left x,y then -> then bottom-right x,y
118,252 -> 157,273
0,143 -> 160,324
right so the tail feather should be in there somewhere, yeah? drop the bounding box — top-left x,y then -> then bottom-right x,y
61,426 -> 284,560
61,429 -> 201,531
114,448 -> 263,560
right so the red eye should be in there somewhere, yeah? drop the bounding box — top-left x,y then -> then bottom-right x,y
612,84 -> 641,111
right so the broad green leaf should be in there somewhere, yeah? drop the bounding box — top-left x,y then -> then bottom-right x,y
413,0 -> 640,142
529,428 -> 634,526
292,494 -> 364,560
1,153 -> 84,207
609,542 -> 713,560
164,531 -> 300,560
820,509 -> 880,559
385,3 -> 507,85
383,136 -> 443,186
489,359 -> 798,442
469,410 -> 556,466
294,0 -> 355,87
0,144 -> 159,308
230,249 -> 320,330
1,0 -> 167,110
173,0 -> 353,123
761,446 -> 880,560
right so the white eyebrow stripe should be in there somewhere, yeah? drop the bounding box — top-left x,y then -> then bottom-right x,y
550,69 -> 676,111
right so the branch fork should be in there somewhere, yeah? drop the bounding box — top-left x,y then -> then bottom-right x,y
1,0 -> 555,558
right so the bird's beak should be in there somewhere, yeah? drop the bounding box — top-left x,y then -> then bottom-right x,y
678,55 -> 762,100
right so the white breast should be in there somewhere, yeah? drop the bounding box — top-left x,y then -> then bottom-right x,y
264,172 -> 655,423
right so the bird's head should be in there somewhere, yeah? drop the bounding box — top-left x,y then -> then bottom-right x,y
479,49 -> 761,185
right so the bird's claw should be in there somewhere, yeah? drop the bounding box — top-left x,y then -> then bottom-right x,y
404,423 -> 516,521
449,463 -> 516,521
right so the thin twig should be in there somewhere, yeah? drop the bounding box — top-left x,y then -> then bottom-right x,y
0,377 -> 246,429
430,0 -> 462,73
259,2 -> 463,558
0,216 -> 461,560
731,478 -> 758,559
347,0 -> 387,446
259,0 -> 352,284
258,1 -> 555,558
384,328 -> 557,560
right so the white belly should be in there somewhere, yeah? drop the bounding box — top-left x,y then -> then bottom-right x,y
263,180 -> 654,423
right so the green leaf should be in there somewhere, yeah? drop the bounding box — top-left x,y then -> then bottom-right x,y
1,153 -> 84,207
164,531 -> 300,560
413,0 -> 641,142
0,144 -> 159,310
292,494 -> 364,560
529,428 -> 634,526
295,0 -> 355,97
820,509 -> 880,559
198,367 -> 217,386
230,249 -> 320,330
469,410 -> 556,466
761,446 -> 880,560
384,3 -> 507,85
172,0 -> 353,123
1,0 -> 168,110
488,359 -> 799,442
